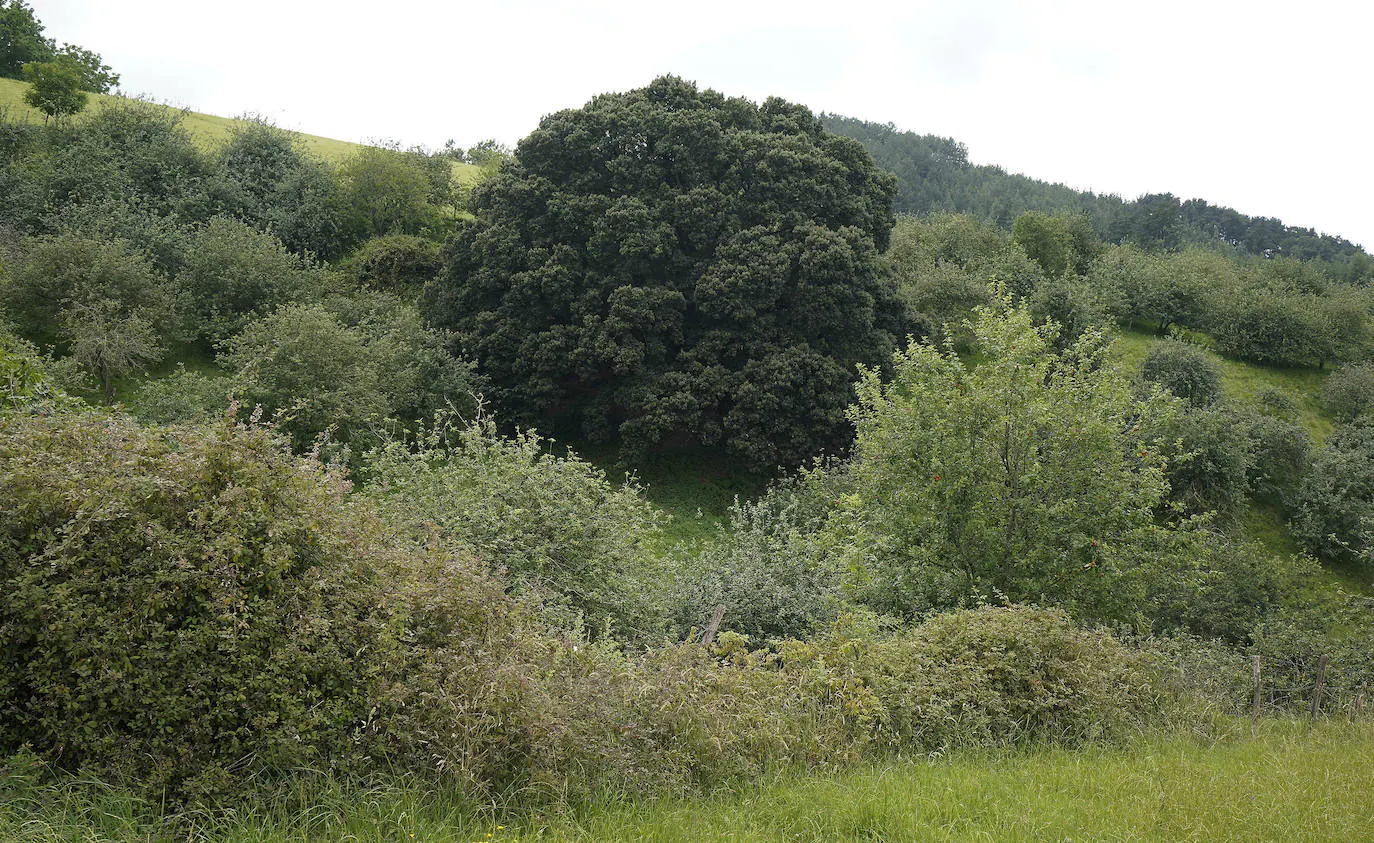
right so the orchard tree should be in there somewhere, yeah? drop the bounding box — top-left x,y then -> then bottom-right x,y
424,75 -> 905,470
1138,338 -> 1223,407
58,298 -> 162,402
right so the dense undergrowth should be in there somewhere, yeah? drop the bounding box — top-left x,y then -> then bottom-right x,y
3,73 -> 1374,836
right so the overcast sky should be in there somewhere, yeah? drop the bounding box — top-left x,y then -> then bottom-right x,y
36,0 -> 1374,248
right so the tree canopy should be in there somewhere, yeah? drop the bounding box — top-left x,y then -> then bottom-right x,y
424,75 -> 905,470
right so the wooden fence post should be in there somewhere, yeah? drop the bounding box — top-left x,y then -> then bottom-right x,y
1251,655 -> 1263,734
1309,654 -> 1329,722
700,604 -> 726,648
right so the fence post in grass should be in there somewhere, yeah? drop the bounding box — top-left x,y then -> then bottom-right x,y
1310,654 -> 1329,722
701,604 -> 725,648
1251,655 -> 1262,734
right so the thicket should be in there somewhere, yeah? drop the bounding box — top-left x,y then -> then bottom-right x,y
4,75 -> 1374,819
1,403 -> 1191,808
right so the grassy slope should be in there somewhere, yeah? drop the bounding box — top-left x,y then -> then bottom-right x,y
0,77 -> 480,185
4,720 -> 1372,841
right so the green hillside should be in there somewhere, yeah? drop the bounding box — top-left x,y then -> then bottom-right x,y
0,76 -> 479,185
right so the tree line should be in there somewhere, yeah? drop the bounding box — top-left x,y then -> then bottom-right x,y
822,114 -> 1373,283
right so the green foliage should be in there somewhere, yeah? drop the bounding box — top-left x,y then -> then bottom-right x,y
0,327 -> 86,411
801,606 -> 1169,750
58,298 -> 163,402
51,43 -> 118,93
1321,362 -> 1374,422
0,100 -> 217,231
216,117 -> 352,259
0,1 -> 50,79
1292,420 -> 1374,567
363,415 -> 666,638
669,467 -> 850,642
338,144 -> 445,239
1028,273 -> 1116,349
1158,405 -> 1254,517
1138,338 -> 1223,407
883,213 -> 1041,347
344,233 -> 441,290
2,233 -> 177,399
426,76 -> 904,471
218,304 -> 384,450
1248,595 -> 1374,713
1241,406 -> 1312,503
178,215 -> 322,341
220,299 -> 478,453
1011,211 -> 1099,278
20,55 -> 86,121
1147,539 -> 1319,644
1212,288 -> 1329,367
0,412 -> 401,801
833,294 -> 1191,621
125,364 -> 227,424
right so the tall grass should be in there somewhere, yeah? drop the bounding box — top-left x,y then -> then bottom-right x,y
4,720 -> 1372,841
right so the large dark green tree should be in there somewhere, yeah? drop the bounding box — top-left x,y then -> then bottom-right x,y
425,76 -> 904,470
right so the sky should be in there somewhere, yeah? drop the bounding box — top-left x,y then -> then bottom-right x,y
36,0 -> 1374,248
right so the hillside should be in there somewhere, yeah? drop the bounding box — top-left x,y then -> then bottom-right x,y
0,76 -> 480,185
822,114 -> 1374,281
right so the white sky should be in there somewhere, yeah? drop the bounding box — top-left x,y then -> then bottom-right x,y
37,0 -> 1374,249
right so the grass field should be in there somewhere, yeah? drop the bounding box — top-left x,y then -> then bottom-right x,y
1112,326 -> 1333,441
3,720 -> 1371,841
0,77 -> 480,186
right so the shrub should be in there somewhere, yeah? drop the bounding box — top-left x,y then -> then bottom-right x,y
1322,362 -> 1374,422
220,303 -> 388,451
786,606 -> 1170,750
126,364 -> 228,424
1291,420 -> 1374,567
0,412 -> 404,800
1240,407 -> 1311,501
832,293 -> 1193,621
1138,338 -> 1223,407
178,215 -> 323,341
344,234 -> 442,290
363,415 -> 666,639
1160,405 -> 1255,517
219,298 -> 478,453
669,467 -> 850,642
215,117 -> 353,260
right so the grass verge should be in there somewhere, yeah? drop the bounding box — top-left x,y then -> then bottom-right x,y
2,720 -> 1372,841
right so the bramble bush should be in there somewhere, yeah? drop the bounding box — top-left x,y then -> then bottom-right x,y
0,406 -> 1189,807
0,411 -> 399,800
363,413 -> 667,639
